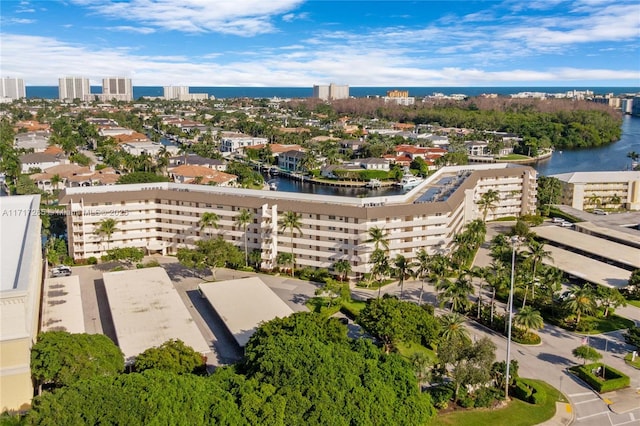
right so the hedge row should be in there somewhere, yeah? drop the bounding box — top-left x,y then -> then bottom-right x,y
512,378 -> 546,405
570,363 -> 630,393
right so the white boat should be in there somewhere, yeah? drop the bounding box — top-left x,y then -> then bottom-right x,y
365,179 -> 381,189
395,174 -> 423,190
269,182 -> 277,191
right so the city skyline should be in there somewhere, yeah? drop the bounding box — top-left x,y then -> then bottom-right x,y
1,1 -> 639,87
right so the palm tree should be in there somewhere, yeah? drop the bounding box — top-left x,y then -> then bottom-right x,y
370,249 -> 390,297
333,259 -> 352,282
477,189 -> 500,221
95,218 -> 118,251
50,174 -> 62,192
414,249 -> 431,305
199,212 -> 220,239
438,276 -> 474,313
439,312 -> 471,344
366,226 -> 389,252
514,306 -> 544,333
234,209 -> 253,267
393,254 -> 414,299
565,287 -> 597,326
587,193 -> 601,209
525,240 -> 553,300
276,251 -> 293,275
485,260 -> 509,325
279,211 -> 303,277
609,193 -> 621,207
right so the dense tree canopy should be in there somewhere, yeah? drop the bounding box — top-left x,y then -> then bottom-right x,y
27,313 -> 436,425
30,332 -> 124,388
357,295 -> 440,353
134,339 -> 206,375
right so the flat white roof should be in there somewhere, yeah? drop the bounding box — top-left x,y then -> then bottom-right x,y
103,267 -> 210,363
551,171 -> 640,184
0,195 -> 38,291
535,225 -> 640,269
199,277 -> 294,347
42,275 -> 85,334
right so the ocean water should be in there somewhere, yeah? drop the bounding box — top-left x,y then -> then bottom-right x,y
25,86 -> 639,100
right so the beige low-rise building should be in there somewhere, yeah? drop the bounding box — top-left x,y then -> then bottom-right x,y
551,171 -> 640,211
0,195 -> 43,412
60,164 -> 536,277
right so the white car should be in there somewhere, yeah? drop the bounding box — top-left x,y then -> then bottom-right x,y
50,265 -> 72,277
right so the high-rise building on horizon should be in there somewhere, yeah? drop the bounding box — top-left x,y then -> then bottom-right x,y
163,86 -> 189,100
100,77 -> 133,102
312,83 -> 349,101
0,77 -> 26,102
58,76 -> 91,101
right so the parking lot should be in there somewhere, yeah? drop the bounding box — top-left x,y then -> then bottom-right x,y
67,257 -> 320,368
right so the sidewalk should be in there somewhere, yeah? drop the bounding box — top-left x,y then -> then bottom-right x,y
539,402 -> 574,426
601,386 -> 640,414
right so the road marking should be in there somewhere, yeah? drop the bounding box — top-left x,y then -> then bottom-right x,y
566,404 -> 572,413
569,392 -> 595,397
576,412 -> 609,421
614,418 -> 639,426
574,398 -> 600,405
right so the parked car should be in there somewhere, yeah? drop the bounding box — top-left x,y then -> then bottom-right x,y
50,265 -> 72,277
551,217 -> 565,223
593,209 -> 608,215
559,221 -> 573,227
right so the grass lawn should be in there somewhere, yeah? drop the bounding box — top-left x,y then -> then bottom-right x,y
355,279 -> 395,290
578,314 -> 635,334
395,341 -> 437,364
305,297 -> 341,316
340,300 -> 366,317
496,154 -> 531,160
624,353 -> 640,369
432,379 -> 565,426
626,299 -> 640,309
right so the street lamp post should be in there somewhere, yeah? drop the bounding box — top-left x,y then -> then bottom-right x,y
505,236 -> 520,399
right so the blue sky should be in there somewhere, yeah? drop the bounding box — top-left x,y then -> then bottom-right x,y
1,0 -> 639,86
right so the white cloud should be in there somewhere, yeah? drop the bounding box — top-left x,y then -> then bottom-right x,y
106,26 -> 156,34
71,0 -> 304,36
282,12 -> 308,22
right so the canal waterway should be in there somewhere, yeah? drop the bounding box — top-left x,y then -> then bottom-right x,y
268,116 -> 639,196
533,115 -> 640,176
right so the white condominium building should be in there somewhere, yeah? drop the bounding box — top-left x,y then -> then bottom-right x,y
163,86 -> 189,100
58,76 -> 91,101
313,83 -> 350,101
551,171 -> 640,211
101,77 -> 133,101
0,77 -> 26,101
60,164 -> 536,278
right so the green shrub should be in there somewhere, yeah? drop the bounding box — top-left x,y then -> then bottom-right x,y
428,384 -> 454,409
569,363 -> 630,393
457,388 -> 474,408
474,387 -> 501,408
340,304 -> 360,320
512,329 -> 542,345
513,379 -> 533,401
518,378 -> 547,405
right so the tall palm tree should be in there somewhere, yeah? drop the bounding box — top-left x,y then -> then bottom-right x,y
485,260 -> 509,325
366,226 -> 389,283
565,286 -> 597,325
333,259 -> 352,282
477,189 -> 500,221
280,211 -> 303,277
393,254 -> 414,299
438,276 -> 474,313
366,226 -> 389,252
525,239 -> 553,300
96,218 -> 118,251
514,306 -> 544,334
414,249 -> 431,305
439,312 -> 471,344
234,209 -> 253,267
50,174 -> 62,192
371,249 -> 390,298
199,212 -> 220,239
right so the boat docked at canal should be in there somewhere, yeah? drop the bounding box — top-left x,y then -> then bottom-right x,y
394,174 -> 423,190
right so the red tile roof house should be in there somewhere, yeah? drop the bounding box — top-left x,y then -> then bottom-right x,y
168,165 -> 237,186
